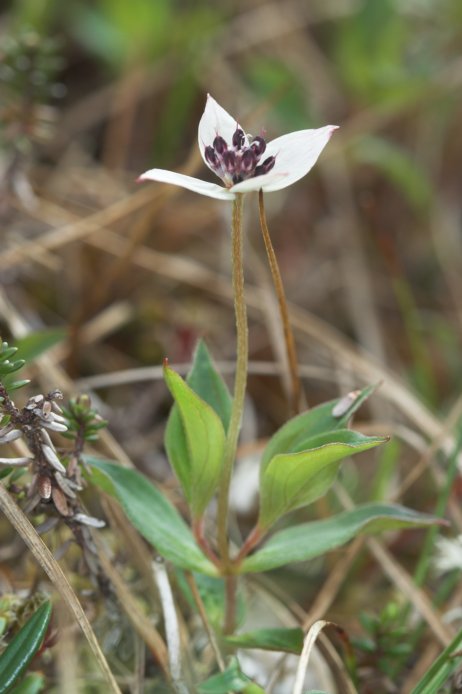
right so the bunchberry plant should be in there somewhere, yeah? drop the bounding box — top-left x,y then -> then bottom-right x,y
88,94 -> 442,691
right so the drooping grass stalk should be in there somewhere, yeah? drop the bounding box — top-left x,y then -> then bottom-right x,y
216,194 -> 248,572
258,190 -> 302,414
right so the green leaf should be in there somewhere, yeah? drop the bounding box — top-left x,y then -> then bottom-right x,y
409,627 -> 462,694
242,504 -> 444,573
164,364 -> 226,518
259,430 -> 386,528
197,658 -> 252,693
3,380 -> 31,392
225,627 -> 304,654
14,328 -> 67,363
0,360 -> 25,376
10,673 -> 45,694
260,384 -> 377,476
87,459 -> 217,576
0,329 -> 66,394
186,340 -> 232,431
0,600 -> 51,694
0,345 -> 18,362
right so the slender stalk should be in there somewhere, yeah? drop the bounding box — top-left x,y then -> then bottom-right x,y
258,189 -> 302,414
216,193 -> 248,568
184,572 -> 225,671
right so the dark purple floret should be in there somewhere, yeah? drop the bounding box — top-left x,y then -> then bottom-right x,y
204,145 -> 218,167
222,149 -> 236,172
232,127 -> 246,150
241,148 -> 256,172
213,135 -> 228,155
251,136 -> 266,157
254,155 -> 276,177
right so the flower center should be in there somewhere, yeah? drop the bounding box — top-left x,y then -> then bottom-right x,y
204,127 -> 276,188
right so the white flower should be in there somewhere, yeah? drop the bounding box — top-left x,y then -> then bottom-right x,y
138,94 -> 338,201
434,535 -> 462,574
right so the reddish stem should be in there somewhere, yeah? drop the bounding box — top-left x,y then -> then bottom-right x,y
192,518 -> 221,569
233,525 -> 265,565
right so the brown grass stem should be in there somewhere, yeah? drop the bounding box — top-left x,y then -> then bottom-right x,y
184,572 -> 225,671
258,189 -> 302,414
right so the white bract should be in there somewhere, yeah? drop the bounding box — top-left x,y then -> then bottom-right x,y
138,94 -> 338,200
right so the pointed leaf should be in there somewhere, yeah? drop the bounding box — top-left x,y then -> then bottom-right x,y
87,459 -> 217,576
197,657 -> 252,693
187,340 -> 232,431
242,503 -> 444,573
3,380 -> 31,392
259,430 -> 386,528
14,328 -> 67,363
261,384 -> 377,476
225,627 -> 304,654
164,365 -> 225,517
0,359 -> 25,375
410,626 -> 462,694
0,600 -> 51,694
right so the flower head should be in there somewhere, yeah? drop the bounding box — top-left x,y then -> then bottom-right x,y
138,95 -> 338,201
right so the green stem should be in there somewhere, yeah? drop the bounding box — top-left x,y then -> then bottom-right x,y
258,189 -> 302,414
223,574 -> 238,635
216,194 -> 248,568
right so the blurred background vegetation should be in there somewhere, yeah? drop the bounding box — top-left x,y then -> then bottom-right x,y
2,0 -> 462,691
